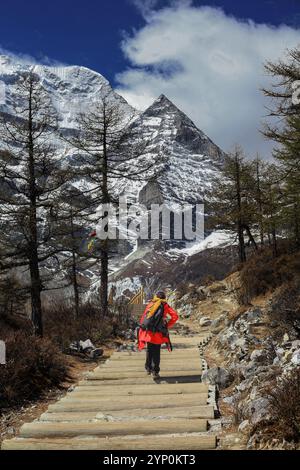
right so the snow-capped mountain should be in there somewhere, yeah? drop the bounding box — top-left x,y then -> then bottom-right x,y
127,94 -> 224,207
0,54 -> 224,209
0,54 -> 135,129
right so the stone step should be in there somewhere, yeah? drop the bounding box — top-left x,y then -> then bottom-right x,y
39,405 -> 215,422
18,418 -> 208,438
2,434 -> 217,450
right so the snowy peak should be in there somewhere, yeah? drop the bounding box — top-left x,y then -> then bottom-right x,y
0,54 -> 135,129
144,93 -> 179,116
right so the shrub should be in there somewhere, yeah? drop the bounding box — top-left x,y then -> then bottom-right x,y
269,278 -> 300,332
0,332 -> 69,409
255,369 -> 300,442
237,247 -> 300,304
43,301 -> 133,350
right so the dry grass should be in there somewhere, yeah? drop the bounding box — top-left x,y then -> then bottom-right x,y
0,332 -> 69,409
254,369 -> 300,442
237,246 -> 300,305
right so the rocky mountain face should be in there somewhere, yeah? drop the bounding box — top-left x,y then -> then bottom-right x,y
0,55 -> 224,209
127,94 -> 224,207
174,269 -> 300,450
0,55 -> 228,295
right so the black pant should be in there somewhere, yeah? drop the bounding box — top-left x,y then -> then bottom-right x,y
145,343 -> 161,373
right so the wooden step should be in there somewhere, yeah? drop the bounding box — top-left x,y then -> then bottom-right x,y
47,393 -> 209,412
18,418 -> 208,438
98,363 -> 201,373
1,333 -> 217,451
70,382 -> 208,396
2,434 -> 217,450
87,369 -> 202,380
78,375 -> 202,385
39,405 -> 215,422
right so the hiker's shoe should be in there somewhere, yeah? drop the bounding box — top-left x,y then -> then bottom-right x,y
152,372 -> 160,380
146,369 -> 152,375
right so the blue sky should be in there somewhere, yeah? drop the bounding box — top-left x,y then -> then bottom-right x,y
1,0 -> 299,84
1,0 -> 300,155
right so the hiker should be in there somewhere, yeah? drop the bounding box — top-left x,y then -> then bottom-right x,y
138,291 -> 178,379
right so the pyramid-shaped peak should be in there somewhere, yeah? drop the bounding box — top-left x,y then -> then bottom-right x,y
144,93 -> 184,118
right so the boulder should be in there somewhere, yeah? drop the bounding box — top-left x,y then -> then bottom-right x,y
202,367 -> 234,389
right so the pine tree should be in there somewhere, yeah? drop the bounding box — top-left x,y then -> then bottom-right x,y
63,92 -> 160,316
210,146 -> 257,263
262,46 -> 300,246
0,71 -> 67,335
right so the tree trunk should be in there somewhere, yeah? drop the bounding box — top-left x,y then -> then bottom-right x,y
30,256 -> 43,336
256,158 -> 264,246
71,248 -> 80,319
235,155 -> 246,263
294,200 -> 300,246
272,226 -> 278,257
100,115 -> 109,317
243,224 -> 258,250
70,211 -> 80,318
100,241 -> 108,316
28,80 -> 43,336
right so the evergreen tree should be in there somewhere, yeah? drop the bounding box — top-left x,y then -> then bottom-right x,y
0,72 -> 67,335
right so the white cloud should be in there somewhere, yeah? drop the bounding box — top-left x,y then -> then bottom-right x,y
0,45 -> 66,67
116,3 -> 300,156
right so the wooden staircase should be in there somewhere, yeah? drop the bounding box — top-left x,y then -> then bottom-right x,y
1,332 -> 217,450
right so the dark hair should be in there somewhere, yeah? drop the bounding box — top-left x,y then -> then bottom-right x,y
156,291 -> 166,299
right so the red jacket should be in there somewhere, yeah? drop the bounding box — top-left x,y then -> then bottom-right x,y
138,301 -> 179,350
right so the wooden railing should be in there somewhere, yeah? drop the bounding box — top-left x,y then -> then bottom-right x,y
128,287 -> 145,305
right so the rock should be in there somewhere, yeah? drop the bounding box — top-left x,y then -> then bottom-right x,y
7,427 -> 15,436
222,394 -> 239,406
291,340 -> 300,351
275,347 -> 285,358
248,397 -> 270,425
291,349 -> 300,365
236,378 -> 254,392
208,419 -> 222,432
245,308 -> 263,323
202,367 -> 234,389
199,316 -> 212,327
90,348 -> 104,359
242,361 -> 257,378
283,333 -> 289,343
79,339 -> 95,351
238,420 -> 251,434
211,314 -> 226,329
250,349 -> 269,365
283,350 -> 293,362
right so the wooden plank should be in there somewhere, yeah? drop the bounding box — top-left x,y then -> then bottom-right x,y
70,382 -> 208,396
1,434 -> 217,450
19,418 -> 207,438
87,369 -> 202,380
39,405 -> 215,422
78,375 -> 202,386
47,393 -> 209,412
